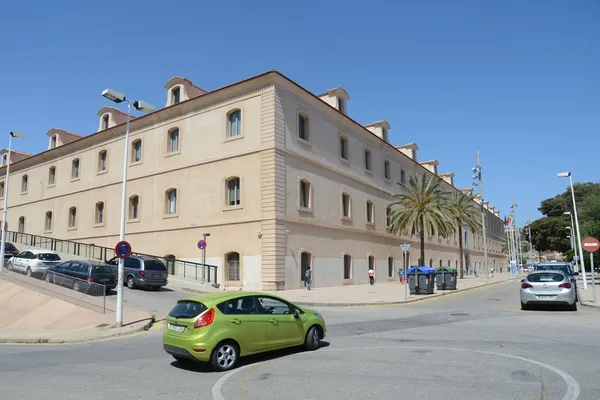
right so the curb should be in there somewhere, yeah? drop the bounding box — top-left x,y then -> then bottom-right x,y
581,301 -> 600,309
295,277 -> 522,307
0,316 -> 156,345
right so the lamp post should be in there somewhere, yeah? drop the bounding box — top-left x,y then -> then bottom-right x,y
0,132 -> 26,272
472,150 -> 489,283
564,211 -> 577,272
102,89 -> 155,326
558,172 -> 587,290
525,220 -> 534,266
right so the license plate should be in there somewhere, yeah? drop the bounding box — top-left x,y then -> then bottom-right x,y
153,274 -> 161,278
99,279 -> 109,283
537,295 -> 556,299
169,324 -> 185,333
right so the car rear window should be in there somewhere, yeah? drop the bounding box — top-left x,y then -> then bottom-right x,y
5,243 -> 16,251
535,265 -> 569,274
169,301 -> 207,319
528,273 -> 564,282
39,253 -> 61,261
143,260 -> 167,271
91,265 -> 115,275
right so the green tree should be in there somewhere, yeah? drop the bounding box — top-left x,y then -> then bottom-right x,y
387,174 -> 454,269
446,192 -> 481,279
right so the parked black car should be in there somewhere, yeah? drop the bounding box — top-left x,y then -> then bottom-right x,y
3,242 -> 19,260
106,255 -> 168,290
44,259 -> 117,294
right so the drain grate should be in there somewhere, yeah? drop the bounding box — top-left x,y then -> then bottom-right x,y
450,313 -> 470,316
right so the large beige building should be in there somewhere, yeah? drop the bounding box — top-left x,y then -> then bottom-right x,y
0,71 -> 506,290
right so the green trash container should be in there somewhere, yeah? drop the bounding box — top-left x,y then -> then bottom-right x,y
407,266 -> 436,294
435,267 -> 457,290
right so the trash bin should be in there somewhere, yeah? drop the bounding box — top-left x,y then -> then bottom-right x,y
407,266 -> 436,295
435,267 -> 457,290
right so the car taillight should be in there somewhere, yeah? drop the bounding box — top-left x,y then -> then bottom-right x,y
87,276 -> 94,282
138,270 -> 145,278
521,283 -> 533,289
194,309 -> 215,329
559,282 -> 572,289
34,254 -> 39,259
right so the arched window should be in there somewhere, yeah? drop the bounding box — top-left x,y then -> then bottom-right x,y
388,256 -> 394,277
341,192 -> 351,218
18,216 -> 25,233
298,113 -> 309,141
131,139 -> 142,163
384,160 -> 390,180
0,181 -> 4,199
382,127 -> 389,142
366,200 -> 374,223
226,177 -> 241,206
98,150 -> 107,172
71,158 -> 80,179
364,149 -> 372,171
168,128 -> 180,153
68,207 -> 77,228
343,253 -> 352,280
171,87 -> 181,105
129,195 -> 139,220
95,202 -> 105,225
368,255 -> 375,271
50,135 -> 57,149
299,179 -> 312,210
300,251 -> 312,282
101,114 -> 109,130
225,252 -> 240,281
48,166 -> 56,185
21,175 -> 28,193
385,206 -> 392,227
165,189 -> 177,214
227,110 -> 242,137
45,211 -> 53,231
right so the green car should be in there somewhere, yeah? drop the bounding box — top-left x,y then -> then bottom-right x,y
162,291 -> 327,371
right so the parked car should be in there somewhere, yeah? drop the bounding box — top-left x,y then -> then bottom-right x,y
163,291 -> 326,371
533,261 -> 578,294
7,249 -> 61,277
106,255 -> 168,290
3,242 -> 19,260
520,270 -> 577,311
44,259 -> 117,294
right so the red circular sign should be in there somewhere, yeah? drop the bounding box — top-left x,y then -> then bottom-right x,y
582,237 -> 600,253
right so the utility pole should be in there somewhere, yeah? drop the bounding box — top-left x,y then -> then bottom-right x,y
472,150 -> 489,283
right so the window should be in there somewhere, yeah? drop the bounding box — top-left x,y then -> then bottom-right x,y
340,136 -> 348,160
172,87 -> 181,105
439,259 -> 443,268
165,189 -> 177,214
256,296 -> 293,315
337,98 -> 346,114
71,159 -> 80,179
343,254 -> 352,280
298,113 -> 309,141
228,110 -> 242,137
382,128 -> 388,142
168,128 -> 179,153
50,135 -> 57,149
218,297 -> 258,315
226,252 -> 240,281
18,217 -> 25,233
341,192 -> 351,218
48,166 -> 56,185
68,207 -> 77,227
300,251 -> 311,282
0,181 -> 4,198
1,154 -> 6,166
366,200 -> 374,223
95,202 -> 104,225
98,150 -> 107,171
299,179 -> 312,209
226,177 -> 241,206
384,160 -> 390,180
386,206 -> 392,227
21,175 -> 28,193
364,149 -> 372,171
102,114 -> 109,130
129,195 -> 139,219
400,169 -> 406,185
368,255 -> 375,271
388,257 -> 394,277
131,139 -> 142,163
45,211 -> 52,231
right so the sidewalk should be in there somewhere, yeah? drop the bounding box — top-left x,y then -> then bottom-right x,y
578,274 -> 600,309
274,273 -> 522,307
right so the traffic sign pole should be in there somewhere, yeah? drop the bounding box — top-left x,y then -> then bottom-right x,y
400,243 -> 411,300
591,252 -> 596,304
582,237 -> 599,304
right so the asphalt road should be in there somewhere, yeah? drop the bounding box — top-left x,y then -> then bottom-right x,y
1,280 -> 599,400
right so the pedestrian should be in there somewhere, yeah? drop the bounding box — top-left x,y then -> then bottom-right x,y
368,267 -> 375,286
398,267 -> 405,284
304,267 -> 312,290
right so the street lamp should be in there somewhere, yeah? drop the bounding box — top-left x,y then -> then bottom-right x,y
558,172 -> 587,290
472,150 -> 489,282
525,220 -> 534,265
0,132 -> 26,272
564,212 -> 577,271
103,89 -> 155,326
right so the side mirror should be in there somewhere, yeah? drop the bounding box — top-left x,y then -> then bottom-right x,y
520,279 -> 525,283
293,309 -> 300,319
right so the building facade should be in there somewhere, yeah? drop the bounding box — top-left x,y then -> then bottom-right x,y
0,71 -> 506,290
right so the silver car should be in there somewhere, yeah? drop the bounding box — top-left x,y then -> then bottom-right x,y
520,270 -> 577,311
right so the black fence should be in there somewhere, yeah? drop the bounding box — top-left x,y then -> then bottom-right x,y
7,231 -> 219,285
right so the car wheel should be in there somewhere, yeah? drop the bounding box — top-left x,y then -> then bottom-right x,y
304,326 -> 321,351
7,261 -> 12,271
72,280 -> 81,292
26,268 -> 32,277
520,301 -> 529,311
127,276 -> 136,289
210,341 -> 239,372
45,273 -> 53,283
569,302 -> 577,312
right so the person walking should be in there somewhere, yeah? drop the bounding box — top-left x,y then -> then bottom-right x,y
398,267 -> 405,284
304,267 -> 312,290
368,267 -> 375,286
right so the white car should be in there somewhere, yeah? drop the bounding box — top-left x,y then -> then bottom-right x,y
8,249 -> 62,277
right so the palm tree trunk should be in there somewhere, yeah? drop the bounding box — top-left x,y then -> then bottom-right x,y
458,222 -> 464,279
420,216 -> 425,267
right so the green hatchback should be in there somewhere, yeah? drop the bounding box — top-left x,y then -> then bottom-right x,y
162,291 -> 327,371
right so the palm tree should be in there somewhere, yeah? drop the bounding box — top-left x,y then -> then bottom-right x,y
387,173 -> 454,270
446,192 -> 482,279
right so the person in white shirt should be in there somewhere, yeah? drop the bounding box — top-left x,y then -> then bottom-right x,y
368,268 -> 375,286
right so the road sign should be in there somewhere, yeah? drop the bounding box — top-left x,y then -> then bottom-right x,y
400,243 -> 411,252
197,240 -> 207,250
582,237 -> 600,253
115,240 -> 132,259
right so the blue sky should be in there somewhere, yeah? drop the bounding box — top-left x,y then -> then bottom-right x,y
0,0 -> 598,224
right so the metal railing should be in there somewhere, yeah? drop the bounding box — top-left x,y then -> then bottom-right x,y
43,270 -> 108,313
7,231 -> 219,285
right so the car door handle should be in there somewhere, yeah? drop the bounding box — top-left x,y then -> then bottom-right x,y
269,318 -> 278,325
230,319 -> 242,325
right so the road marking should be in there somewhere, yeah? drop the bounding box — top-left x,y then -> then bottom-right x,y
212,345 -> 580,400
